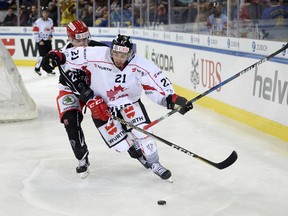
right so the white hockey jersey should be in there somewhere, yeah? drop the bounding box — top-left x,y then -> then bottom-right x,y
32,17 -> 54,43
63,46 -> 175,109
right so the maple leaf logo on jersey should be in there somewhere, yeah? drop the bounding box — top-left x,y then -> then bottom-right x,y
106,85 -> 128,101
132,68 -> 136,72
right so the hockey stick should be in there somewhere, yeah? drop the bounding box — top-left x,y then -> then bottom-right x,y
144,43 -> 288,129
108,113 -> 238,170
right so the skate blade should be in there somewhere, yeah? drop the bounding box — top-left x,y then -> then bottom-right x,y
47,72 -> 56,76
79,170 -> 89,179
166,177 -> 173,183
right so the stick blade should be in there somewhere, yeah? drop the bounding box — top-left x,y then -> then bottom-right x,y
215,151 -> 238,170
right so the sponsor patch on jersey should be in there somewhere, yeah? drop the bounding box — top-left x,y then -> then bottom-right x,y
62,95 -> 76,105
97,64 -> 112,71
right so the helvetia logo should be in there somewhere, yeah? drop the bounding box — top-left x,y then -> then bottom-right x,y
253,68 -> 288,104
190,53 -> 200,89
62,95 -> 76,105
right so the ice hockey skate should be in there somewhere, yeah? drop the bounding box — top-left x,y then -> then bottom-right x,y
47,70 -> 56,75
76,157 -> 90,179
34,67 -> 42,76
151,162 -> 172,183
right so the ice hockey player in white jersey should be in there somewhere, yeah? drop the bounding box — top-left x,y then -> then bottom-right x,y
42,20 -> 107,179
32,6 -> 54,76
44,34 -> 193,181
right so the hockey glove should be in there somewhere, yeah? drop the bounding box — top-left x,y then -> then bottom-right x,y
166,94 -> 193,115
86,96 -> 109,121
41,50 -> 66,73
79,86 -> 94,104
60,69 -> 90,96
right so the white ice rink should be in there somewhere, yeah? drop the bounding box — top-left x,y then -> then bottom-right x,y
1,66 -> 288,216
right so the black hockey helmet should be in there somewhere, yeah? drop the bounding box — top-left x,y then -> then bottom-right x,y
111,34 -> 133,53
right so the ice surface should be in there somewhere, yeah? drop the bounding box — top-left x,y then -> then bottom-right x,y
0,67 -> 287,216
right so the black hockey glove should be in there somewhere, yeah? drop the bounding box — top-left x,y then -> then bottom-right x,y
166,94 -> 193,115
61,69 -> 89,96
41,50 -> 66,73
79,86 -> 94,104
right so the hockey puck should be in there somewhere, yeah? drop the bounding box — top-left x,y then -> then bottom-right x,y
157,200 -> 166,205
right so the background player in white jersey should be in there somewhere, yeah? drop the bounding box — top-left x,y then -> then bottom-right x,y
32,6 -> 54,76
42,20 -> 107,179
44,34 -> 193,181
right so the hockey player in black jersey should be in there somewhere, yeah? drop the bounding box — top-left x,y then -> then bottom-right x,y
42,20 -> 107,178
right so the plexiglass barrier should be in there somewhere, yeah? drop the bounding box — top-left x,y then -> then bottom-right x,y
0,0 -> 287,42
